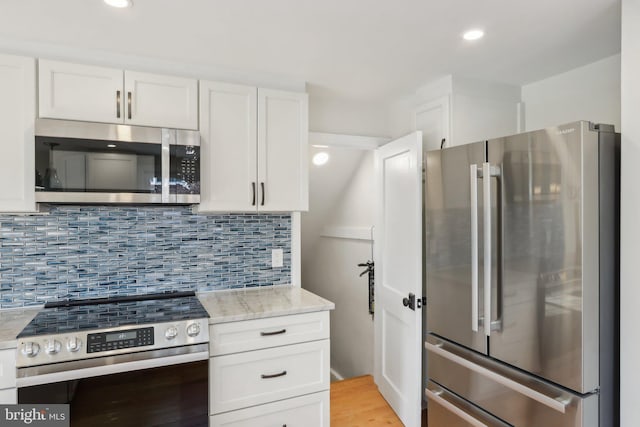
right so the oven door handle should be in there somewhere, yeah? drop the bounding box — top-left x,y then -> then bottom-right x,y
17,347 -> 209,388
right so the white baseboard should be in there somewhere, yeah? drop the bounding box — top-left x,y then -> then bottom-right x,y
330,367 -> 345,382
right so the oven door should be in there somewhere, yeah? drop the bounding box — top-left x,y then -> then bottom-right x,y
17,344 -> 209,427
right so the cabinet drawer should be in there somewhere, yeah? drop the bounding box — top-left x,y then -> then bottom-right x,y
0,349 -> 16,389
0,388 -> 16,404
209,311 -> 329,356
210,391 -> 329,427
210,339 -> 330,414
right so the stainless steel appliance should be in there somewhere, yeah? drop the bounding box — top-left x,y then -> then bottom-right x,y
424,121 -> 619,426
16,292 -> 210,425
35,119 -> 200,204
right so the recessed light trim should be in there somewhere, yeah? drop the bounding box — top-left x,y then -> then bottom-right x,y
104,0 -> 132,8
312,152 -> 330,166
107,144 -> 117,148
463,29 -> 484,41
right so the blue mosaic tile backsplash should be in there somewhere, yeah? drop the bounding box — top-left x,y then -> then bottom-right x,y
0,206 -> 292,308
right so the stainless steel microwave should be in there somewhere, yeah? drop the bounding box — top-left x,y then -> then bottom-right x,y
35,119 -> 200,204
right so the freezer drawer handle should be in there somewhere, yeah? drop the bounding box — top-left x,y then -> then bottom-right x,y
425,341 -> 568,414
425,387 -> 488,427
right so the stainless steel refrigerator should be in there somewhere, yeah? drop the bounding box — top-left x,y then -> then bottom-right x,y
424,121 -> 619,427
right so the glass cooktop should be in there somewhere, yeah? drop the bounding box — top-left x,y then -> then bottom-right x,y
18,292 -> 210,337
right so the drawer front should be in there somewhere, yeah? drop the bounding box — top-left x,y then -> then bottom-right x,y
0,349 -> 16,389
210,339 -> 330,414
211,391 -> 329,427
0,388 -> 17,404
426,336 -> 598,427
209,311 -> 329,356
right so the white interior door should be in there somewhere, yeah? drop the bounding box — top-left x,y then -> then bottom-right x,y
374,131 -> 423,427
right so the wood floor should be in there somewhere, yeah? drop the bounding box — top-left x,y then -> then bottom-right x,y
331,375 -> 404,427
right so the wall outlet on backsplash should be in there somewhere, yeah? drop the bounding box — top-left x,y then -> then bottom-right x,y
271,249 -> 284,268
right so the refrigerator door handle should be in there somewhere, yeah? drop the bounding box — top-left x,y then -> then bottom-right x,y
425,341 -> 569,414
482,162 -> 492,337
425,387 -> 489,427
470,164 -> 479,332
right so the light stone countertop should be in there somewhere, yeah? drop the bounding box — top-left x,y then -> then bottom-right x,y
197,286 -> 335,324
0,307 -> 41,350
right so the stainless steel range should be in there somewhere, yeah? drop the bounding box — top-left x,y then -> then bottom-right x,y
16,291 -> 210,388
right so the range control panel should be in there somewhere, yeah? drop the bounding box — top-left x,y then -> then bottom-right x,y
87,327 -> 154,354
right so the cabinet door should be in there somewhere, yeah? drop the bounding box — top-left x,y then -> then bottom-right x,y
199,81 -> 257,212
0,54 -> 36,212
257,89 -> 308,211
125,71 -> 198,130
39,59 -> 123,124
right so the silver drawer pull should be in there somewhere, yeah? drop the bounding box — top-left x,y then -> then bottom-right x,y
261,370 -> 287,379
425,388 -> 488,427
425,341 -> 568,413
260,329 -> 287,336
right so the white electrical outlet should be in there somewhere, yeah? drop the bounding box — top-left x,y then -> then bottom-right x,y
271,249 -> 283,268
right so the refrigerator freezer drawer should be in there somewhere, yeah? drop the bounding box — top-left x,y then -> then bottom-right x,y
426,335 -> 598,427
427,380 -> 512,427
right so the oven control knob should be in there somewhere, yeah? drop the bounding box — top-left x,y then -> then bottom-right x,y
165,326 -> 178,340
22,342 -> 40,358
67,337 -> 82,352
44,340 -> 61,355
186,323 -> 200,337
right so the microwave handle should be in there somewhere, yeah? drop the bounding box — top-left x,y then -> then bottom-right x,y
161,129 -> 173,203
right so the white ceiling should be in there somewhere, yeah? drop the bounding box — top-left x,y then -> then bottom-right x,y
0,0 -> 621,101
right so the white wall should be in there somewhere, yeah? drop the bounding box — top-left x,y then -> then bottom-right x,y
620,1 -> 638,425
522,54 -> 621,131
308,95 -> 391,137
302,147 -> 376,379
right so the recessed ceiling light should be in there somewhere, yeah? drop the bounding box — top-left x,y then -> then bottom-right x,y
104,0 -> 132,8
463,29 -> 484,41
312,152 -> 329,166
107,144 -> 117,148
311,144 -> 329,148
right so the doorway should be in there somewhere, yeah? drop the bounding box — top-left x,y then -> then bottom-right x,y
301,144 -> 375,381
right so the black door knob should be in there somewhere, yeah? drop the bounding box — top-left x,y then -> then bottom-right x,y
402,297 -> 410,307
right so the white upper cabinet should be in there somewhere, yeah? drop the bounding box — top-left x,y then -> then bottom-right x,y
198,83 -> 308,213
38,60 -> 198,130
124,71 -> 198,130
258,89 -> 308,212
39,60 -> 123,124
0,53 -> 36,212
199,81 -> 257,212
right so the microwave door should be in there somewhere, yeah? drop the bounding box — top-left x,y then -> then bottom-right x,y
425,141 -> 487,354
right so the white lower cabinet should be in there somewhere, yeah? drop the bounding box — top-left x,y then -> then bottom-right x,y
210,391 -> 329,427
209,311 -> 330,427
0,388 -> 16,404
0,348 -> 17,404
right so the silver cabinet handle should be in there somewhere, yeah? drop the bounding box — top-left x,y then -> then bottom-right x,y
482,162 -> 491,337
470,164 -> 479,332
261,370 -> 287,379
116,90 -> 121,119
260,182 -> 265,206
127,91 -> 132,120
425,341 -> 568,413
260,329 -> 286,336
425,388 -> 488,427
252,182 -> 256,206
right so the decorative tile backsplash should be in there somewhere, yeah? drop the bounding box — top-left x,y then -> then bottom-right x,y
0,206 -> 291,308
